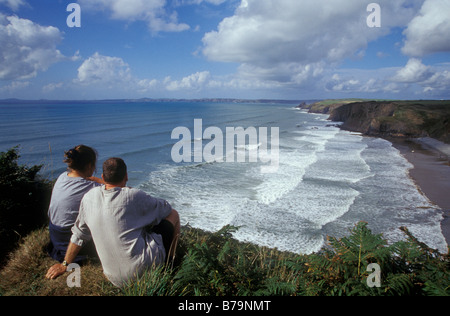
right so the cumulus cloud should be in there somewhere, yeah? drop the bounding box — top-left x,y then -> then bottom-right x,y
203,0 -> 420,64
402,0 -> 450,57
165,71 -> 211,91
391,58 -> 433,83
78,0 -> 190,33
391,59 -> 450,95
71,52 -> 284,97
201,0 -> 423,91
0,14 -> 66,81
76,52 -> 133,86
74,54 -> 214,95
421,67 -> 450,94
137,78 -> 159,93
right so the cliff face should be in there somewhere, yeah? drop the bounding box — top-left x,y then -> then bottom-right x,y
329,101 -> 422,138
305,100 -> 450,144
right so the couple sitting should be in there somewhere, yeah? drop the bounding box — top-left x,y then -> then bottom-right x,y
46,145 -> 180,287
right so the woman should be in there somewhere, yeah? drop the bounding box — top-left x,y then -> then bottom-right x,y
47,145 -> 103,263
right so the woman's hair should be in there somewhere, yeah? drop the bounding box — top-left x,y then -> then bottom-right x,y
64,145 -> 98,173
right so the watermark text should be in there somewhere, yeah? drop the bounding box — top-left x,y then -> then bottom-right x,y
367,3 -> 381,28
171,119 -> 279,174
367,263 -> 381,288
66,263 -> 81,288
67,3 -> 81,28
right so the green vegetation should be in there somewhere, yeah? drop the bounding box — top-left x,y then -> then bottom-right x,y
394,102 -> 450,142
306,99 -> 450,143
0,146 -> 52,266
302,99 -> 390,114
123,223 -> 450,296
0,147 -> 449,296
1,222 -> 448,296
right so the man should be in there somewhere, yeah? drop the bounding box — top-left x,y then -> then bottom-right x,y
46,158 -> 180,287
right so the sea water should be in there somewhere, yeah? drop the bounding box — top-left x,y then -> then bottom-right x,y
0,101 -> 446,254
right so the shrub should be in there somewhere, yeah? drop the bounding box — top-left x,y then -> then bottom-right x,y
123,223 -> 450,296
0,146 -> 52,266
287,222 -> 449,296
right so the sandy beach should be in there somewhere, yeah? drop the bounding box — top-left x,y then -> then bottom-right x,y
390,137 -> 450,249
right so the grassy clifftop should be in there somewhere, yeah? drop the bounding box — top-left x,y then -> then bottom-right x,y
301,100 -> 450,143
1,222 -> 449,296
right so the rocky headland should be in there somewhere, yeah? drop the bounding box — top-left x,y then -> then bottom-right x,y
300,99 -> 450,144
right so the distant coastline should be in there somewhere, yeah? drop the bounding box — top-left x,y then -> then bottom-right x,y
0,98 -> 309,105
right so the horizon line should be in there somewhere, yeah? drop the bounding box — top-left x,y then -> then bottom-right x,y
1,97 -> 449,105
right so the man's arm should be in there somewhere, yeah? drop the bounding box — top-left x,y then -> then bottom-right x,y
45,242 -> 82,280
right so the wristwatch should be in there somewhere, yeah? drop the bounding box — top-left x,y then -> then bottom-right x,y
62,260 -> 69,267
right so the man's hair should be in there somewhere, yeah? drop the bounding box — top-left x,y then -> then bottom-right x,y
103,158 -> 127,185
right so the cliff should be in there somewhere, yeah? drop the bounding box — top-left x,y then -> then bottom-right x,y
300,99 -> 371,114
302,100 -> 450,144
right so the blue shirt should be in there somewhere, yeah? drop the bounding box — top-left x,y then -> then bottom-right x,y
48,172 -> 101,228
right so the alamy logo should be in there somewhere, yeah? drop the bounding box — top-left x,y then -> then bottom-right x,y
367,263 -> 381,288
67,3 -> 81,28
171,119 -> 280,174
66,263 -> 81,288
367,3 -> 381,28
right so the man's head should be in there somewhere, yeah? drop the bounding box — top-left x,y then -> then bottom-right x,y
102,158 -> 128,186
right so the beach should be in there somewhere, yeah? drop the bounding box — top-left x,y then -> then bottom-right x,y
390,137 -> 450,248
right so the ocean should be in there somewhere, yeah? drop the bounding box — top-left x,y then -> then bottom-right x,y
0,101 -> 447,254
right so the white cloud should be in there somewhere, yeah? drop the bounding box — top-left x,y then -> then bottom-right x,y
78,0 -> 190,33
165,71 -> 211,91
137,78 -> 159,93
0,0 -> 27,11
391,58 -> 433,83
387,59 -> 450,96
202,0 -> 420,65
0,14 -> 66,81
76,53 -> 132,86
321,67 -> 406,96
402,0 -> 450,57
201,0 -> 424,91
74,54 -> 215,95
421,69 -> 450,94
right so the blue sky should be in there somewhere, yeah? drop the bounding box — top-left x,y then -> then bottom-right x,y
0,0 -> 449,100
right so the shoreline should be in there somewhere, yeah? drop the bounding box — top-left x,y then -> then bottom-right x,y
388,137 -> 450,248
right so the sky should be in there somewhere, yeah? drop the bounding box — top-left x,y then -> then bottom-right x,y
0,0 -> 449,100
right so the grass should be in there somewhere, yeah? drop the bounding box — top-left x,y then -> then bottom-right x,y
0,227 -> 120,296
1,222 -> 449,296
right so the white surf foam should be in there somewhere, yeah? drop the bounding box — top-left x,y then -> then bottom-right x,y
254,125 -> 341,205
138,112 -> 448,255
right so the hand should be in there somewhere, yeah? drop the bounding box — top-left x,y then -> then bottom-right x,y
46,263 -> 67,280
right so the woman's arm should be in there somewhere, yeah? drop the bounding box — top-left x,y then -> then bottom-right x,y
86,176 -> 105,185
